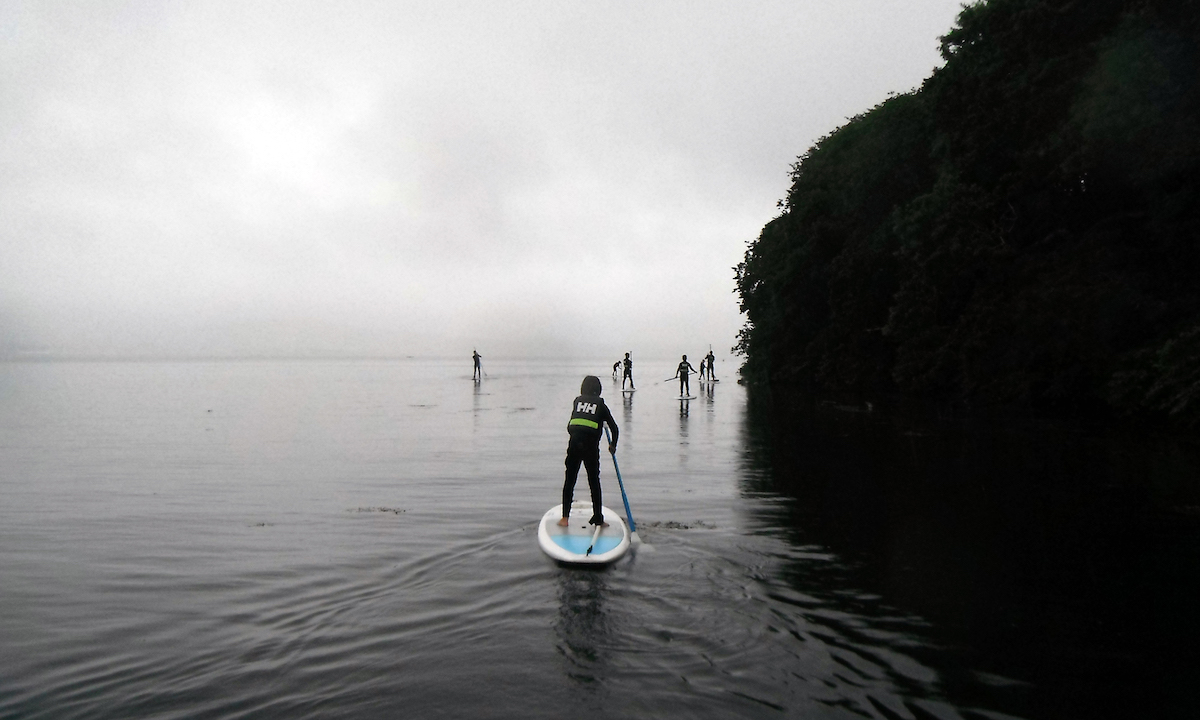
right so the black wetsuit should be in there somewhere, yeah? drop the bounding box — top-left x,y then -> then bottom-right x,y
677,360 -> 697,396
622,358 -> 634,388
563,393 -> 618,525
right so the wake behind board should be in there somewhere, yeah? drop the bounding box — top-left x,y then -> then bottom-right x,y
538,502 -> 630,565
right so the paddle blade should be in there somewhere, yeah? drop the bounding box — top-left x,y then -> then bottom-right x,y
630,531 -> 653,550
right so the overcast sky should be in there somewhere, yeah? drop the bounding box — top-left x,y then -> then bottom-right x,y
1,0 -> 965,360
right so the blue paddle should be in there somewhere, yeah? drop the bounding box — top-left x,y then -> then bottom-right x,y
604,426 -> 646,548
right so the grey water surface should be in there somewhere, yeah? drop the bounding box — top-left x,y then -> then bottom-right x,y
1,358 -> 1192,719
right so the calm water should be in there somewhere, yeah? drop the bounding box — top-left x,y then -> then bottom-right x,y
1,359 -> 1196,719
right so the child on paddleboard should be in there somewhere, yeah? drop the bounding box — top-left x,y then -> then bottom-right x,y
675,355 -> 697,397
560,375 -> 619,527
621,352 -> 635,390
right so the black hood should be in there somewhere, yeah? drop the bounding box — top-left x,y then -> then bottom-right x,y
580,375 -> 602,396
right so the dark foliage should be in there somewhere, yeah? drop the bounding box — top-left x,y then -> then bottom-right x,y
735,0 -> 1200,425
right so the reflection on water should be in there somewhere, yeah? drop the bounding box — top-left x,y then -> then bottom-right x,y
740,394 -> 1200,719
555,570 -> 611,688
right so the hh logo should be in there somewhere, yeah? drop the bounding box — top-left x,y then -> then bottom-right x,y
576,401 -> 597,414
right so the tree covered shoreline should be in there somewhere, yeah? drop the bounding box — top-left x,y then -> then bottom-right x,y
735,0 -> 1200,426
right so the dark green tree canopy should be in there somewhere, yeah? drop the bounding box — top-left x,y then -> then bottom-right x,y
736,0 -> 1200,424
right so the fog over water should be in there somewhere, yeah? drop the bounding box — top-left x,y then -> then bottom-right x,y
2,0 -> 966,360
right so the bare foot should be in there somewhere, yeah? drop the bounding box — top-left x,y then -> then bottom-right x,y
557,517 -> 569,527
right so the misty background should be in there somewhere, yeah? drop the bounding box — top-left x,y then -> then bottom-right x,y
1,0 -> 964,360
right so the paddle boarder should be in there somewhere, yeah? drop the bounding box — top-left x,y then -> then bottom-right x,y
560,375 -> 619,528
674,355 -> 697,397
472,349 -> 482,381
704,349 -> 717,381
613,360 -> 621,379
621,352 -> 635,390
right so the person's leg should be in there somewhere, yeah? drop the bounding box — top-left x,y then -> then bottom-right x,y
583,447 -> 605,525
561,445 -> 583,525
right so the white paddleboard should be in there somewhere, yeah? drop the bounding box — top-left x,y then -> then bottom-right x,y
678,395 -> 696,400
622,388 -> 636,393
538,502 -> 630,565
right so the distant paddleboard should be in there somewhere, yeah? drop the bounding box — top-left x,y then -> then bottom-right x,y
538,502 -> 630,565
678,395 -> 697,400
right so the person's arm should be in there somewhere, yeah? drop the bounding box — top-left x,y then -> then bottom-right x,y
603,405 -> 618,453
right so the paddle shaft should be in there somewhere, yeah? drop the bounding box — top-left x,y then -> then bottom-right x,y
604,426 -> 637,534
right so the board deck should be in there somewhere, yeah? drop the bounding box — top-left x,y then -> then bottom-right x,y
538,501 -> 630,565
678,395 -> 697,400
